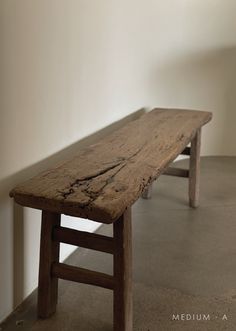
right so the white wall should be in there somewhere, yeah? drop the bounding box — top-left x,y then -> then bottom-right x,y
1,0 -> 236,322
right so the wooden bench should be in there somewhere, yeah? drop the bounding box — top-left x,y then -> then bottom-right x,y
10,108 -> 212,331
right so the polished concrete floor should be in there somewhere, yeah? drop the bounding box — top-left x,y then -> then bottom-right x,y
2,156 -> 236,331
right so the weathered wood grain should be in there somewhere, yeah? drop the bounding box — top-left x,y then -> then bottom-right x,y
141,185 -> 152,199
10,108 -> 212,223
52,263 -> 114,290
38,211 -> 60,318
53,226 -> 114,254
189,128 -> 201,207
113,208 -> 133,331
163,167 -> 189,177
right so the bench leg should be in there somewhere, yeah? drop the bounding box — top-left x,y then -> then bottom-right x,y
113,207 -> 133,331
141,184 -> 152,199
38,211 -> 61,318
189,128 -> 201,208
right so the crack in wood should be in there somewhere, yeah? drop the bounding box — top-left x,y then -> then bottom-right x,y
58,144 -> 147,203
9,108 -> 212,223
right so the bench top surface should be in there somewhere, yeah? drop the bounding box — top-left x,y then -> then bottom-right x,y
10,108 -> 212,223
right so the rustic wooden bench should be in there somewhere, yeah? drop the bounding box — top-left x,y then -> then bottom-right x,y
10,108 -> 212,331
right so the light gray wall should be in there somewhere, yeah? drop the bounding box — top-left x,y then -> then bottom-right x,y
1,0 -> 236,322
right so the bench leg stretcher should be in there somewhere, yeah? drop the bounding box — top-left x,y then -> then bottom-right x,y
37,207 -> 133,331
141,129 -> 202,207
37,130 -> 201,330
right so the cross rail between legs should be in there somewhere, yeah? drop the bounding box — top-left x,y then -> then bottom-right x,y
37,208 -> 133,331
10,108 -> 212,330
142,129 -> 202,208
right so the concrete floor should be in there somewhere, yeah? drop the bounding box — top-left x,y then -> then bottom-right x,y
1,156 -> 236,331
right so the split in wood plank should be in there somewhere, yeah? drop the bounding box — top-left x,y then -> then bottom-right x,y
10,108 -> 212,331
10,108 -> 212,223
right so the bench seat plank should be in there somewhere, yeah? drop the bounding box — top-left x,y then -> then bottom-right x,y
10,108 -> 212,223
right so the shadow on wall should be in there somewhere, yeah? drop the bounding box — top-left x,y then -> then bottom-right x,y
149,46 -> 236,156
0,108 -> 145,319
